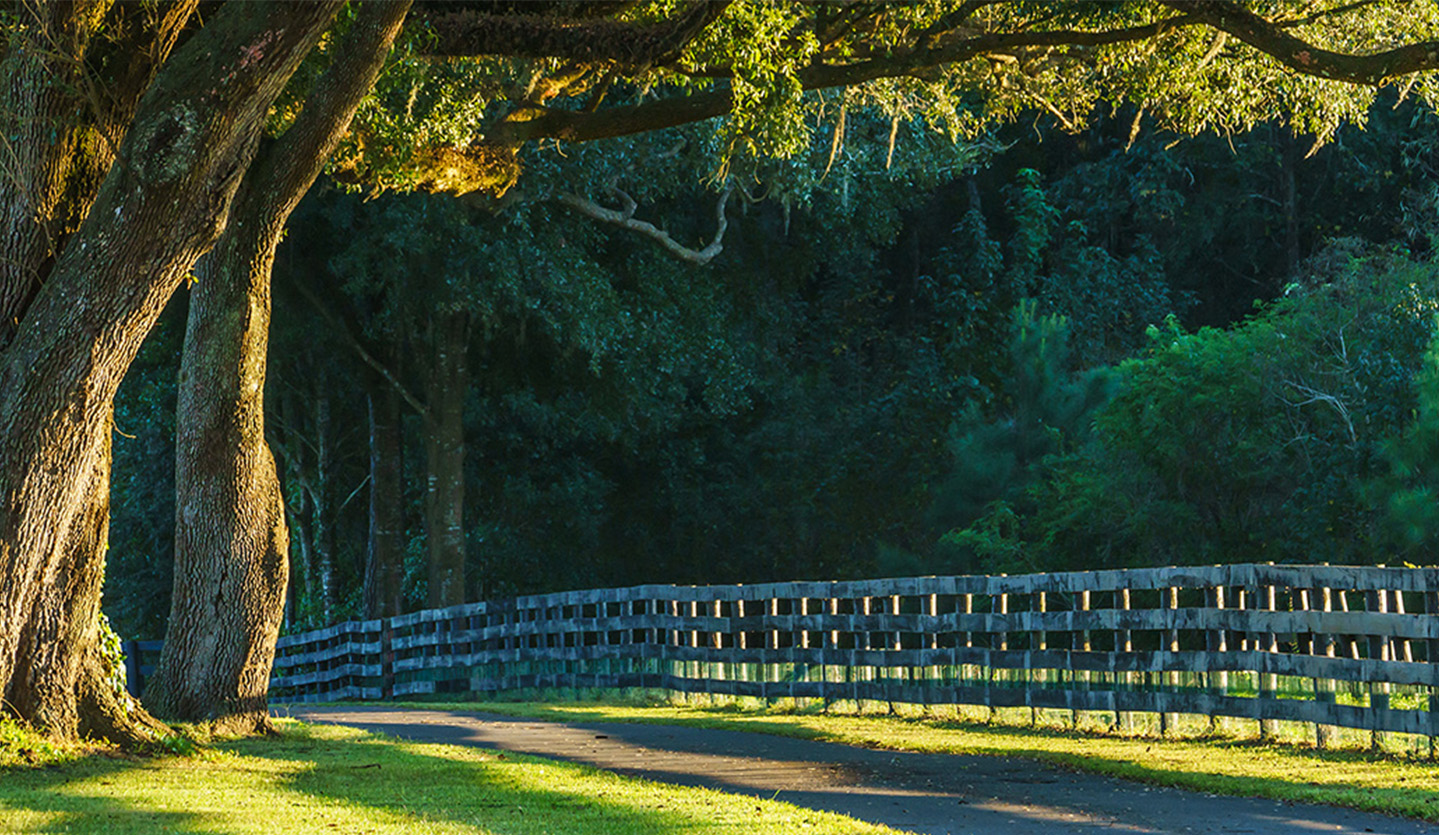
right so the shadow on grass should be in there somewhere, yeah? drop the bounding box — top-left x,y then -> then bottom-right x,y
1,722 -> 852,835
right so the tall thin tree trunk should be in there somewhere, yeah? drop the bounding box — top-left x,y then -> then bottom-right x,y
424,312 -> 470,609
1282,133 -> 1301,277
365,382 -> 406,619
275,387 -> 313,626
312,392 -> 338,621
144,0 -> 410,731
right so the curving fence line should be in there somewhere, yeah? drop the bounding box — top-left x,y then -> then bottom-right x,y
265,563 -> 1439,740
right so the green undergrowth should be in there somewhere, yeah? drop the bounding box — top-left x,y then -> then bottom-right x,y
0,719 -> 900,834
392,698 -> 1439,822
0,716 -> 77,769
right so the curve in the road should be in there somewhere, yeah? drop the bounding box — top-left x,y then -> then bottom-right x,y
286,706 -> 1436,835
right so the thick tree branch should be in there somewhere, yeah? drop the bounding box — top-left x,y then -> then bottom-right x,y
418,0 -> 731,67
1162,0 -> 1439,84
250,0 -> 414,232
558,181 -> 732,265
483,12 -> 1207,146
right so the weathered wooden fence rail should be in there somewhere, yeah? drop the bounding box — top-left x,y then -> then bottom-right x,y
268,564 -> 1439,738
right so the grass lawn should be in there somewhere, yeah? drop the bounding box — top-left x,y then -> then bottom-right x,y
397,699 -> 1439,822
0,718 -> 901,835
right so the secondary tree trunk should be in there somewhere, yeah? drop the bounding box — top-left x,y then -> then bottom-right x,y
424,312 -> 471,609
0,0 -> 344,741
146,227 -> 296,732
312,392 -> 339,620
145,0 -> 411,732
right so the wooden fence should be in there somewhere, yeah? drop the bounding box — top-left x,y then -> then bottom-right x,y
269,563 -> 1439,739
120,640 -> 163,698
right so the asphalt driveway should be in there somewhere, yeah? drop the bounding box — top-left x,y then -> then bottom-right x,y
285,706 -> 1436,835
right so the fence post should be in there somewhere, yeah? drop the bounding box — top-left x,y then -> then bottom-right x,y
926,591 -> 939,713
1204,583 -> 1227,736
712,597 -> 724,702
1072,589 -> 1091,730
1259,582 -> 1280,741
797,595 -> 810,709
1116,586 -> 1133,733
1366,582 -> 1390,751
1162,586 -> 1180,737
826,594 -> 840,712
1033,590 -> 1046,727
963,591 -> 974,704
381,618 -> 394,700
1314,584 -> 1337,749
993,586 -> 1009,724
1427,587 -> 1439,760
888,592 -> 901,715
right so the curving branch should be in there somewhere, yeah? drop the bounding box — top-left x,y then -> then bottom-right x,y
1161,0 -> 1439,85
417,0 -> 731,67
558,181 -> 732,265
473,1 -> 1439,151
290,278 -> 429,418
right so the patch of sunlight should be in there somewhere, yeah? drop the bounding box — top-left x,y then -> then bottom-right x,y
0,809 -> 66,834
360,731 -> 897,835
0,725 -> 493,835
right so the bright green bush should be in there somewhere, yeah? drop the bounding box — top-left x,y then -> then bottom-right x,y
940,247 -> 1439,570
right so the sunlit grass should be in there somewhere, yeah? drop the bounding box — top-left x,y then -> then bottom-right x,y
402,698 -> 1439,821
0,720 -> 901,834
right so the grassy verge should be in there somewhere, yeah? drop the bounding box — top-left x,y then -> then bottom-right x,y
392,699 -> 1439,822
0,718 -> 901,834
0,717 -> 85,769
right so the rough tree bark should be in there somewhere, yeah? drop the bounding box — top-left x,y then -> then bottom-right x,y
0,0 -> 345,741
0,1 -> 196,351
145,0 -> 412,732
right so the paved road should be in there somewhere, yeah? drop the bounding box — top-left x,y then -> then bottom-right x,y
286,706 -> 1436,835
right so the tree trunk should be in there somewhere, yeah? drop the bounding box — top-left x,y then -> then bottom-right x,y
275,385 -> 316,626
424,312 -> 470,609
0,0 -> 344,742
364,382 -> 407,619
145,235 -> 294,732
144,0 -> 410,732
312,392 -> 338,620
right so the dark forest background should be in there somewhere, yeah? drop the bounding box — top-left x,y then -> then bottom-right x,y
106,96 -> 1439,638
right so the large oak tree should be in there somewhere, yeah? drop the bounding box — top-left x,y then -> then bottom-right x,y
0,0 -> 347,742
